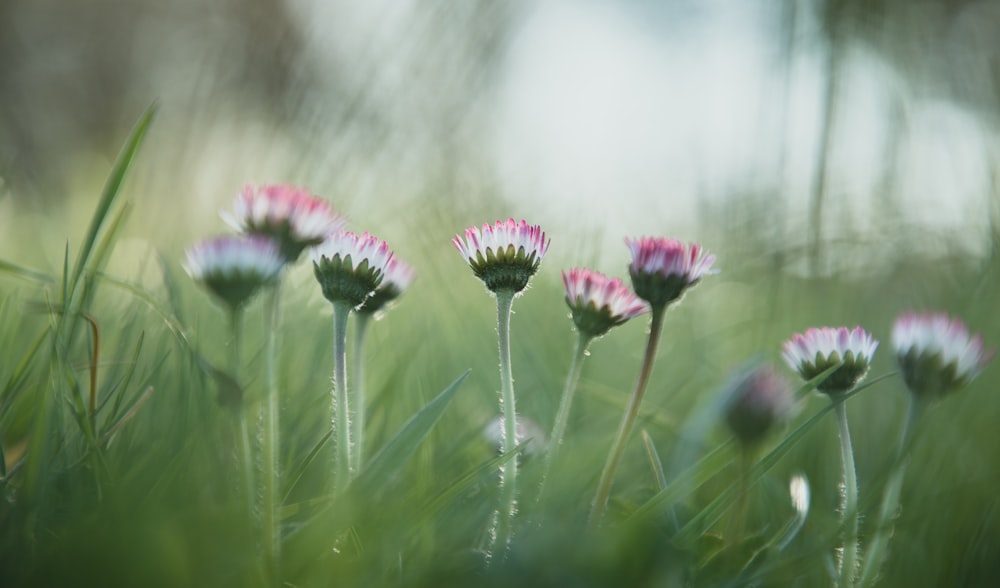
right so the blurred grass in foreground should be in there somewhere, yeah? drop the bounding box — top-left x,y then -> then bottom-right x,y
0,114 -> 999,588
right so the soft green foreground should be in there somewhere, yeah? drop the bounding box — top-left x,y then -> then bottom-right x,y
1,115 -> 999,587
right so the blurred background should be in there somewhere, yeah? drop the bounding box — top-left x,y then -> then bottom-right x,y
2,0 -> 999,273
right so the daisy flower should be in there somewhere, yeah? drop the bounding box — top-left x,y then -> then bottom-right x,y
562,268 -> 648,338
453,219 -> 549,293
224,184 -> 343,262
625,237 -> 716,307
184,235 -> 283,310
312,231 -> 395,308
782,326 -> 879,393
357,256 -> 415,316
892,311 -> 994,400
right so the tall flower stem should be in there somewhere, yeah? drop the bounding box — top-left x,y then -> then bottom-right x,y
331,300 -> 353,489
858,396 -> 923,587
227,307 -> 254,521
538,331 -> 593,504
590,304 -> 666,527
493,289 -> 518,556
832,395 -> 859,588
262,281 -> 282,583
351,313 -> 373,472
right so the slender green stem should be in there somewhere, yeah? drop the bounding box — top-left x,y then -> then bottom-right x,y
589,304 -> 666,527
331,300 -> 353,489
493,289 -> 518,556
228,307 -> 255,522
352,312 -> 372,472
858,396 -> 923,587
537,331 -> 592,504
833,396 -> 859,588
262,281 -> 282,582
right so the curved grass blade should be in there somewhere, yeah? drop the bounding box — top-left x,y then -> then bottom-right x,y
282,430 -> 332,503
353,369 -> 470,495
0,260 -> 55,286
66,105 -> 155,308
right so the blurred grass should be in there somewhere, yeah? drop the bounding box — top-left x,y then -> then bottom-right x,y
0,125 -> 999,587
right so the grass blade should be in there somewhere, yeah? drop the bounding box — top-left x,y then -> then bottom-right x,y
352,369 -> 470,495
66,105 -> 155,308
0,260 -> 55,285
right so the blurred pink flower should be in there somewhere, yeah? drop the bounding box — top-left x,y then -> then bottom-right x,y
223,184 -> 343,262
892,311 -> 994,399
184,235 -> 283,310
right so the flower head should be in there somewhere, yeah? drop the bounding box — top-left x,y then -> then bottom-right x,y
892,311 -> 994,400
312,231 -> 394,308
357,256 -> 415,316
453,219 -> 549,293
184,235 -> 284,310
723,364 -> 796,446
562,268 -> 648,338
223,184 -> 344,262
782,326 -> 879,393
625,237 -> 716,307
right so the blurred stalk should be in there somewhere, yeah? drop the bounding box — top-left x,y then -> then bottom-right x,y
262,282 -> 282,583
537,331 -> 593,504
808,37 -> 842,276
859,396 -> 924,586
228,307 -> 255,523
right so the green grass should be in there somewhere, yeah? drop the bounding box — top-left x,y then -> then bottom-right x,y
1,113 -> 999,587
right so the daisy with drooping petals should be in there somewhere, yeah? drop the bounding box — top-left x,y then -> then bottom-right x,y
184,235 -> 284,311
224,184 -> 344,262
538,269 -> 648,502
782,326 -> 879,393
891,311 -> 994,400
590,238 -> 716,526
625,237 -> 716,307
453,218 -> 549,294
312,231 -> 395,308
562,268 -> 648,339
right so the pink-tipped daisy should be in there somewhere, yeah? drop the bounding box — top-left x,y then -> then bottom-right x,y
453,219 -> 550,294
357,256 -> 416,316
562,268 -> 648,338
891,311 -> 994,400
723,364 -> 796,446
782,326 -> 879,393
184,235 -> 284,310
312,231 -> 395,308
223,184 -> 344,262
625,237 -> 716,307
